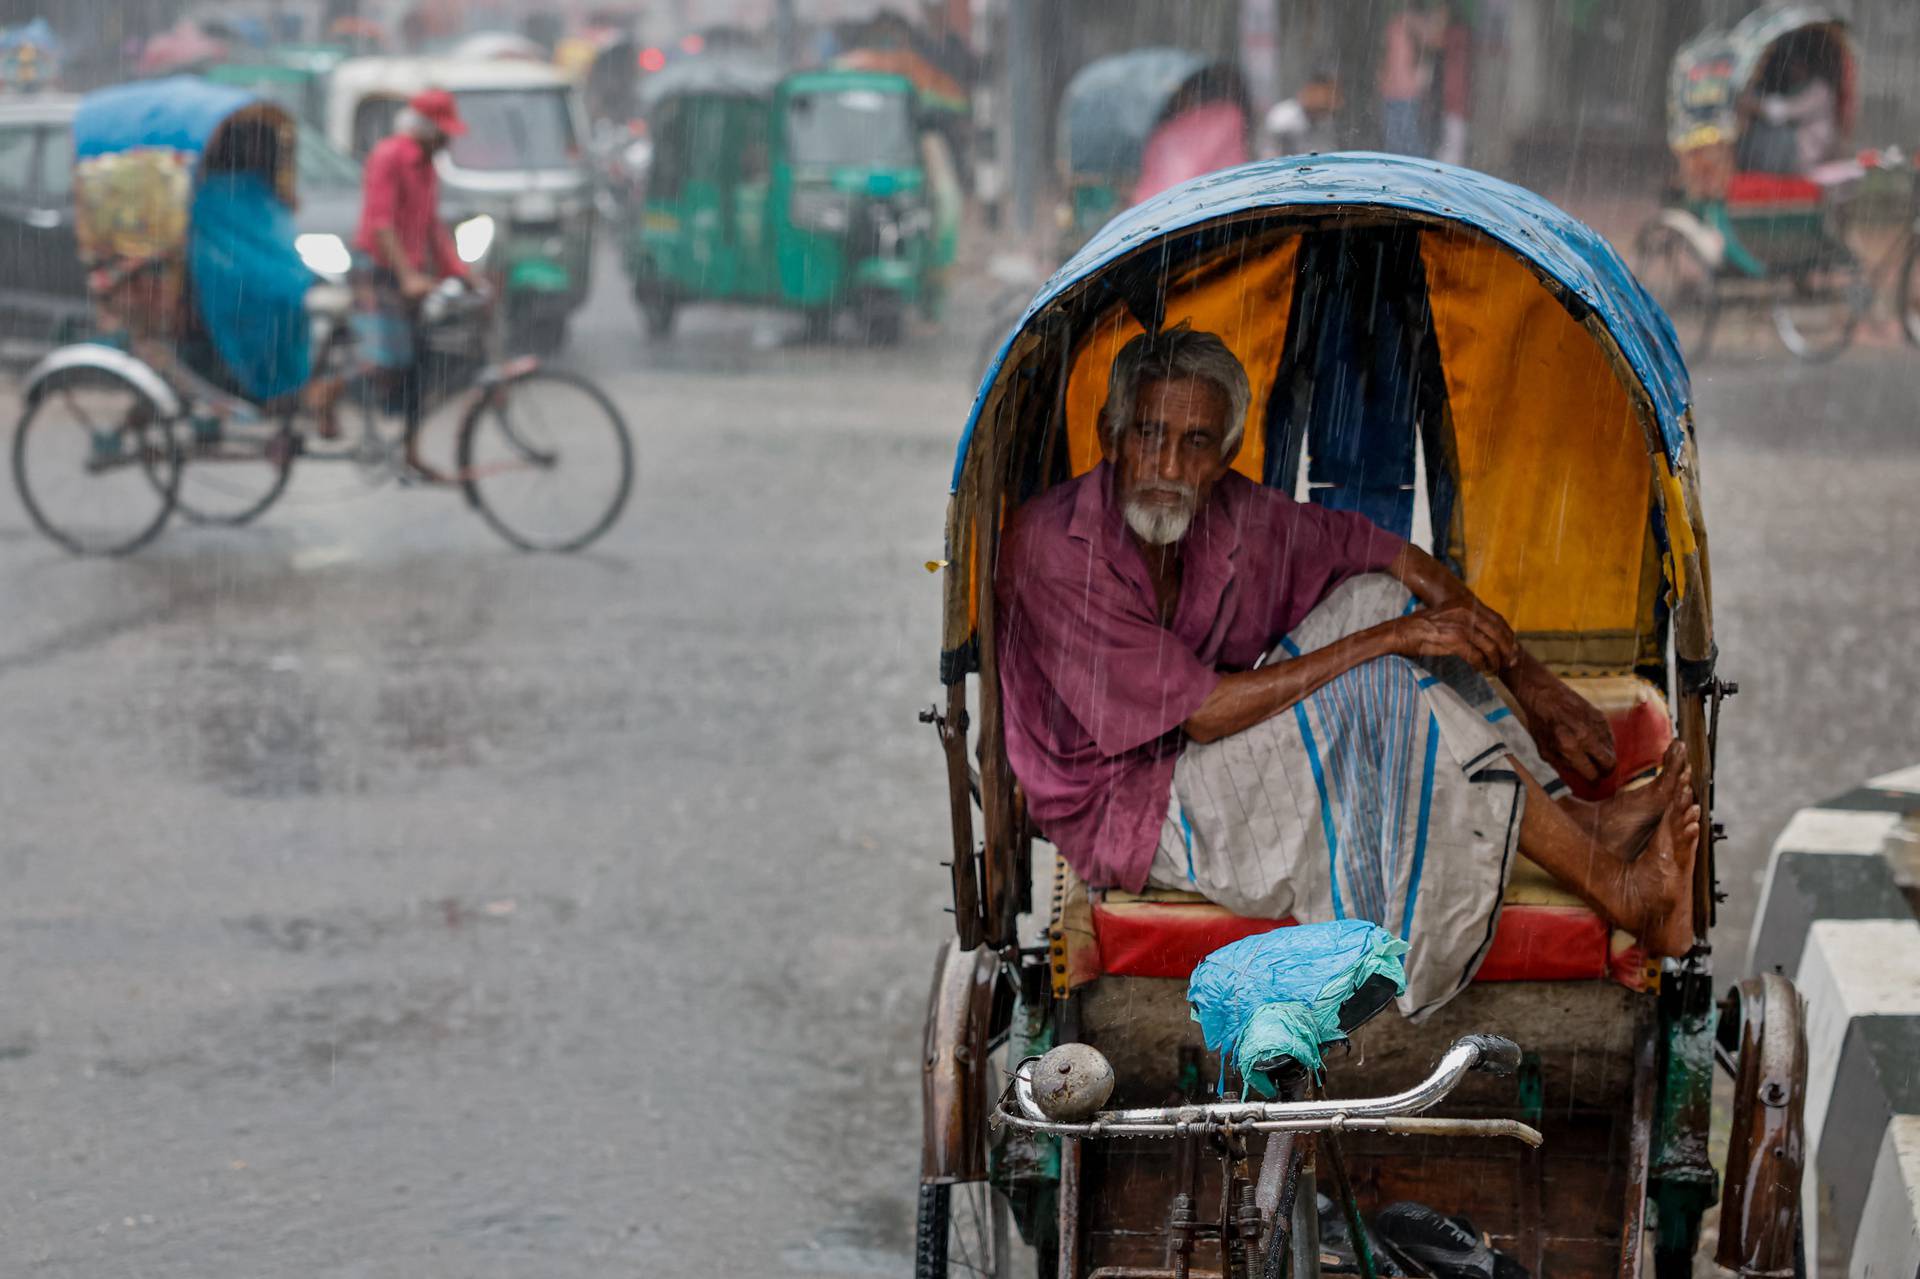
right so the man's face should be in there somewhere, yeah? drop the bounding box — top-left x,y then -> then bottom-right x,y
1109,376 -> 1235,547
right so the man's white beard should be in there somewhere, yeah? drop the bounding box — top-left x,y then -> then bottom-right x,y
1123,488 -> 1197,545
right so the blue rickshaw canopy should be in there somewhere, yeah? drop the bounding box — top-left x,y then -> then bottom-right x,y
75,75 -> 274,162
957,152 -> 1693,491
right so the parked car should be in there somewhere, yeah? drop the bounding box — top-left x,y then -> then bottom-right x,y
0,91 -> 363,357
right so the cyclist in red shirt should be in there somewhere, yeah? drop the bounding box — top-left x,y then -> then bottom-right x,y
340,88 -> 474,475
355,88 -> 471,304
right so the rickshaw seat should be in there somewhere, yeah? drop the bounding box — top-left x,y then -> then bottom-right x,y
1726,172 -> 1824,207
1055,677 -> 1669,992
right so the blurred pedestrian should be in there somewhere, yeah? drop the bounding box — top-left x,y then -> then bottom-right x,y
1263,71 -> 1341,158
1378,2 -> 1438,157
1434,3 -> 1473,166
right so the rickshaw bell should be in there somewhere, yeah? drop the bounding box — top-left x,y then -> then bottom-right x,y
999,323 -> 1700,1014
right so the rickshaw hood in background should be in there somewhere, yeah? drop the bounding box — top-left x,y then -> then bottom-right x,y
73,75 -> 300,240
77,77 -> 283,174
71,77 -> 310,401
635,55 -> 782,112
948,152 -> 1710,681
1057,48 -> 1248,183
1667,5 -> 1855,155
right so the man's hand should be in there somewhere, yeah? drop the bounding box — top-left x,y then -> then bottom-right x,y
398,269 -> 436,302
1380,603 -> 1519,674
1508,663 -> 1617,783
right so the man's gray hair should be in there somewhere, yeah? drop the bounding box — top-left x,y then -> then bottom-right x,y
1100,323 -> 1252,458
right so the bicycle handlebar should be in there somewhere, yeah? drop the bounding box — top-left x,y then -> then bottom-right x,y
996,1035 -> 1538,1146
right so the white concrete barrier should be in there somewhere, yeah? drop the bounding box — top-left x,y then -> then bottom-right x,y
1747,766 -> 1920,1278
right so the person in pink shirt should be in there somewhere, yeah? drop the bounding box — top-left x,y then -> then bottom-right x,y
995,325 -> 1700,1009
1378,1 -> 1438,157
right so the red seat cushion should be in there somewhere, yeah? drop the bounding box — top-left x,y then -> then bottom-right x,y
1726,172 -> 1823,206
1091,895 -> 1623,984
1082,684 -> 1668,988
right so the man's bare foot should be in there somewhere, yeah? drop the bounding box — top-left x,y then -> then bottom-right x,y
1612,777 -> 1701,957
1571,740 -> 1692,860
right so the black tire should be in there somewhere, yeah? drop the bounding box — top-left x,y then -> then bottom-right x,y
456,368 -> 634,552
861,295 -> 906,346
636,286 -> 676,339
1898,237 -> 1920,347
1634,219 -> 1720,364
12,365 -> 180,556
915,1182 -> 1011,1279
165,412 -> 295,527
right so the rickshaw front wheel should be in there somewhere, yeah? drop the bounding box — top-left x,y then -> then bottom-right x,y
12,365 -> 181,557
456,368 -> 635,553
915,1180 -> 1015,1279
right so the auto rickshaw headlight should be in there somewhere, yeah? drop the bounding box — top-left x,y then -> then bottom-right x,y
455,214 -> 497,265
295,233 -> 352,281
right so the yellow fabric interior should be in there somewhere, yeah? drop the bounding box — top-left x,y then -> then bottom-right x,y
1060,236 -> 1300,481
1419,229 -> 1653,641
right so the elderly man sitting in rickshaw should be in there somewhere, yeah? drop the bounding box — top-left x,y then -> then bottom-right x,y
998,325 -> 1699,1012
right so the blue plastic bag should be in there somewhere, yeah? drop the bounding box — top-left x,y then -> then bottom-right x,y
1187,920 -> 1409,1097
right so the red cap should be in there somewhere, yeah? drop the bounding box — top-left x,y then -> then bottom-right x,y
409,88 -> 467,137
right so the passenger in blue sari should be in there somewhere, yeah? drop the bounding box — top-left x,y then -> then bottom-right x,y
186,169 -> 313,402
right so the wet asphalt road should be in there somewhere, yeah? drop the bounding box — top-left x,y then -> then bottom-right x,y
0,255 -> 1914,1275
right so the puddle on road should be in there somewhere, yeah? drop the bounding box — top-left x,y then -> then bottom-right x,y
228,896 -> 578,957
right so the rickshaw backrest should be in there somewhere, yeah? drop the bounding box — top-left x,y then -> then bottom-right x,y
954,155 -> 1707,681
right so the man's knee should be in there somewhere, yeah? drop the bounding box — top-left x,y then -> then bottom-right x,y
1320,573 -> 1418,631
1333,652 -> 1424,697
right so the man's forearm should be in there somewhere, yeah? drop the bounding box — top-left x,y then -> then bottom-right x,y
1385,543 -> 1474,612
1182,626 -> 1396,744
374,227 -> 416,279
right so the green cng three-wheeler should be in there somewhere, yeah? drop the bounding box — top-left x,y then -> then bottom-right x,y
623,62 -> 945,343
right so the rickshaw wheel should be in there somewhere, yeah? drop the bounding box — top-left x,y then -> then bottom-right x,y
12,366 -> 181,557
1634,220 -> 1720,363
1897,238 -> 1920,347
456,368 -> 635,553
164,412 -> 296,527
1772,258 -> 1866,363
915,1180 -> 1014,1279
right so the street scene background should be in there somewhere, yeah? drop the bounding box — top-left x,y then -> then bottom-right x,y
0,0 -> 1914,1275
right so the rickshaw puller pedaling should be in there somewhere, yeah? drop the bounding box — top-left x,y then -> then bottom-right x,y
11,77 -> 634,557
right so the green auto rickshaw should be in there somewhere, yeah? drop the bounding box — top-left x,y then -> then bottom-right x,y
625,61 -> 950,344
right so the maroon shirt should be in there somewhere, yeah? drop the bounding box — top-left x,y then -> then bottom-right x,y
354,135 -> 465,280
996,463 -> 1406,891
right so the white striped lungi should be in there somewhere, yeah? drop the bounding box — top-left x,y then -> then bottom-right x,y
1149,574 -> 1567,1017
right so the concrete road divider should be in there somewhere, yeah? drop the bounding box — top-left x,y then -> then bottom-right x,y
1746,765 -> 1920,1278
